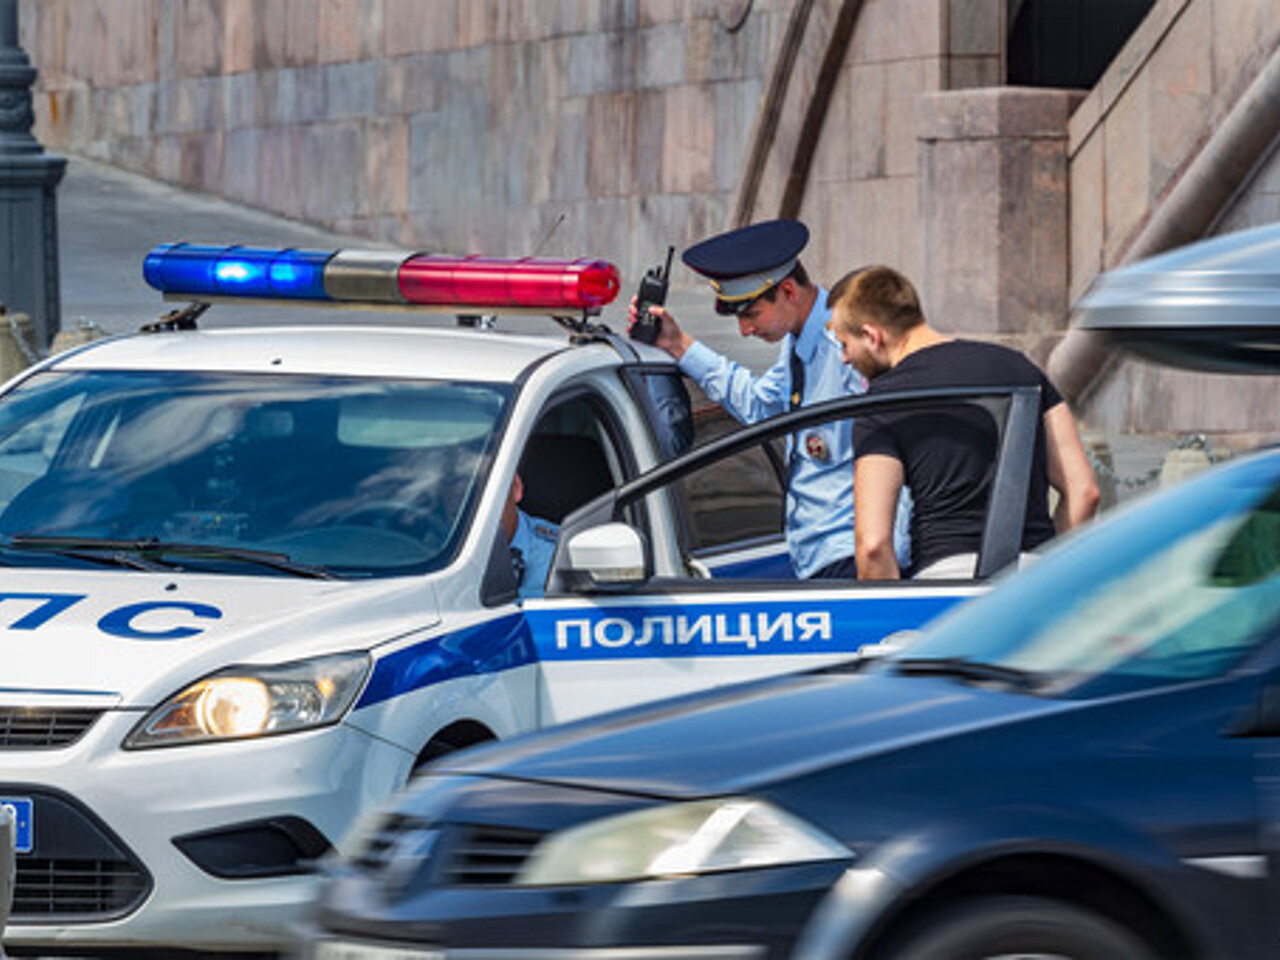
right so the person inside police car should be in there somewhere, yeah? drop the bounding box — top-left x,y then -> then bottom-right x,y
826,264 -> 1100,580
502,472 -> 559,599
629,219 -> 910,580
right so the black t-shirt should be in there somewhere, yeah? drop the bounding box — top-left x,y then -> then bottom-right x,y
852,339 -> 1063,574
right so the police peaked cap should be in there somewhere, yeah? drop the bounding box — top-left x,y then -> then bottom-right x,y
682,219 -> 809,315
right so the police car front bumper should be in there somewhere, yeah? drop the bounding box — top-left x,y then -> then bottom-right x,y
0,710 -> 414,952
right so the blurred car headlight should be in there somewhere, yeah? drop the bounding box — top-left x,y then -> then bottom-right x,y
124,652 -> 370,748
514,797 -> 848,885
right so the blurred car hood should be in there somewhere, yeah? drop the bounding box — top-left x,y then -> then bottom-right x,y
1075,221 -> 1280,373
434,665 -> 1067,799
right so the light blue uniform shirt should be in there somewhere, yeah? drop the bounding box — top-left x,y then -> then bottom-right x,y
680,288 -> 911,577
511,509 -> 559,599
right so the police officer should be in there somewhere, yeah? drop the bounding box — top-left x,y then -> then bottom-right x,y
629,219 -> 909,579
502,473 -> 559,599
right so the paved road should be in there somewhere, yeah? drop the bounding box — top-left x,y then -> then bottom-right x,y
56,155 -> 776,370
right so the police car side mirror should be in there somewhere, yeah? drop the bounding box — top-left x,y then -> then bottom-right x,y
563,523 -> 648,591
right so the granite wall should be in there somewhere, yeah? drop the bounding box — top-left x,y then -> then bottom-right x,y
18,0 -> 1280,455
20,0 -> 998,293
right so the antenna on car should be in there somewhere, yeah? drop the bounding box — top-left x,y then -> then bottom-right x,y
531,212 -> 567,258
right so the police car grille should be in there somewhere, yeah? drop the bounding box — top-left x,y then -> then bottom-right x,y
0,707 -> 101,747
14,858 -> 150,917
446,825 -> 544,886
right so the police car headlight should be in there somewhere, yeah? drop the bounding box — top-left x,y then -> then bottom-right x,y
513,797 -> 848,886
123,652 -> 371,748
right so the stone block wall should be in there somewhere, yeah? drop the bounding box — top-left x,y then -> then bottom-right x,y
21,0 -> 1000,296
795,0 -> 1003,283
917,87 -> 1080,367
24,0 -> 793,281
1067,0 -> 1280,302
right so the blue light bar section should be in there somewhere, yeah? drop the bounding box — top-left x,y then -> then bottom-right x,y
268,250 -> 331,298
144,244 -> 219,295
143,244 -> 334,300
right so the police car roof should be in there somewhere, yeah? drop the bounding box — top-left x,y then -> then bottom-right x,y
48,325 -> 577,382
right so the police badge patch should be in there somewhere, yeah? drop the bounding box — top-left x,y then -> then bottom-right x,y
804,432 -> 829,462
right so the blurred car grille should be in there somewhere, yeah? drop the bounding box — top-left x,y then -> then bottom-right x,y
353,813 -> 420,872
0,707 -> 101,748
447,825 -> 544,885
357,814 -> 545,887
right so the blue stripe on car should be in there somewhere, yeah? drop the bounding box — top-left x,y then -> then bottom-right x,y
355,613 -> 536,709
354,594 -> 965,709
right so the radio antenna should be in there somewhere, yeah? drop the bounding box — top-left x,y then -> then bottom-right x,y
531,212 -> 567,257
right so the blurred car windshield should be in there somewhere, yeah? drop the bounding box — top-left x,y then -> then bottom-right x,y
896,453 -> 1280,697
0,370 -> 510,578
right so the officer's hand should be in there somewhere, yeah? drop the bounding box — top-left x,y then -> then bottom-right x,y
626,295 -> 644,331
628,298 -> 690,359
650,306 -> 695,359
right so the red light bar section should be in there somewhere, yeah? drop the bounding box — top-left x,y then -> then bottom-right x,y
398,255 -> 620,311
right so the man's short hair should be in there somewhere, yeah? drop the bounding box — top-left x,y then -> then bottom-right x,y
827,265 -> 923,335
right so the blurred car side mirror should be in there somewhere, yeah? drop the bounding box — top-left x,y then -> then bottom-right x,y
563,523 -> 648,591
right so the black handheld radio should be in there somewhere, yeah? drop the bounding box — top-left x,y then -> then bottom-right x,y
630,246 -> 675,345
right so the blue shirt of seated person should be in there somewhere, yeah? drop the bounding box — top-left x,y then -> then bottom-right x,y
502,473 -> 559,599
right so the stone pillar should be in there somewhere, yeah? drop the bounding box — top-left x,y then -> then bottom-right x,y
0,308 -> 36,380
917,87 -> 1083,358
0,0 -> 66,348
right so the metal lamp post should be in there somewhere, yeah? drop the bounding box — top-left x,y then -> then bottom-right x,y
0,0 -> 64,349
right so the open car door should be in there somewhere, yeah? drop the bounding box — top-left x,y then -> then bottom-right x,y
521,384 -> 1045,725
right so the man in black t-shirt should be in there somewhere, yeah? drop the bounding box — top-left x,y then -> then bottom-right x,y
827,265 -> 1099,580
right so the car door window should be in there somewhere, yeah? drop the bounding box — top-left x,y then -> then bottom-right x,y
518,395 -> 625,526
510,390 -> 650,602
617,368 -> 785,564
681,398 -> 785,553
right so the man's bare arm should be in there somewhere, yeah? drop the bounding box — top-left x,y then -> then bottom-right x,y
1043,402 -> 1100,532
855,454 -> 905,580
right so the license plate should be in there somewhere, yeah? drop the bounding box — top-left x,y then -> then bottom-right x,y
0,797 -> 32,853
313,940 -> 444,960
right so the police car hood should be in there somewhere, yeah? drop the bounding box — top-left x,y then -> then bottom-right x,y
437,665 -> 1067,799
0,568 -> 438,705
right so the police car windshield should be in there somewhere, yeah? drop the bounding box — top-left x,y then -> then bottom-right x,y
893,453 -> 1280,698
0,369 -> 510,578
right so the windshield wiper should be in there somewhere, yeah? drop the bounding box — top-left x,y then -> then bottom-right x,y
7,535 -> 335,580
892,656 -> 1047,692
2,536 -> 171,571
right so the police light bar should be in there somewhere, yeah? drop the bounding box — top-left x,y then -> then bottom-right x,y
143,244 -> 622,313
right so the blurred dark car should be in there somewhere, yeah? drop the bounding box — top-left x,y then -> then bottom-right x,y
298,225 -> 1280,960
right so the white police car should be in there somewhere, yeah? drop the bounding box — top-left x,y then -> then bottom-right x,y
0,244 -> 1013,953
